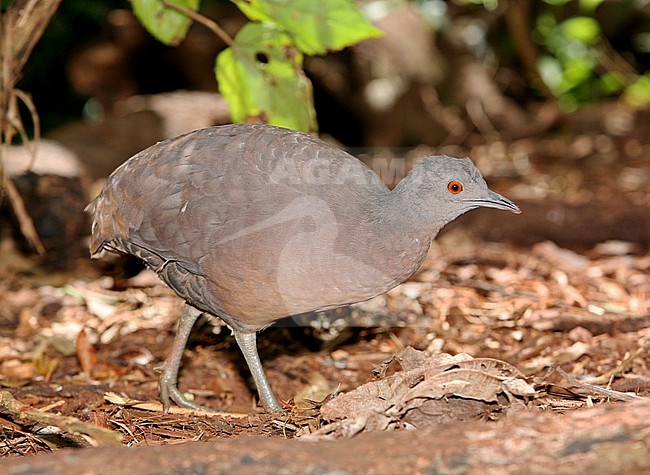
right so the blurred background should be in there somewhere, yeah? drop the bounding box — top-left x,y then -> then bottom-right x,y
0,0 -> 649,454
3,0 -> 649,267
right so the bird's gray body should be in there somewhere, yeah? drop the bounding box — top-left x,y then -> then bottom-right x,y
89,124 -> 435,331
88,123 -> 519,412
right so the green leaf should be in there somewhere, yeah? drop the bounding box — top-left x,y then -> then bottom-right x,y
560,16 -> 601,44
579,0 -> 604,13
230,0 -> 382,55
599,71 -> 624,94
130,0 -> 199,46
216,22 -> 317,132
624,73 -> 650,107
459,0 -> 499,11
560,57 -> 594,93
537,55 -> 563,92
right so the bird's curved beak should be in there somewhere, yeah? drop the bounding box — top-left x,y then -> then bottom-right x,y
468,190 -> 521,214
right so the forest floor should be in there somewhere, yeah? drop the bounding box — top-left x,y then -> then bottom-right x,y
0,107 -> 649,473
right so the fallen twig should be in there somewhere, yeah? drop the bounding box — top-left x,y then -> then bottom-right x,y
553,367 -> 642,402
103,392 -> 251,418
0,391 -> 122,446
591,339 -> 650,385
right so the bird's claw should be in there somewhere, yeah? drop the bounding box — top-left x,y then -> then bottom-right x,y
159,367 -> 210,412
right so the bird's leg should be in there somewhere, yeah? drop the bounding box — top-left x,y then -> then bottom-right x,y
159,304 -> 207,412
234,331 -> 283,412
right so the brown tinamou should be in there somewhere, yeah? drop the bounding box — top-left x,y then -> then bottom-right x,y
87,123 -> 520,412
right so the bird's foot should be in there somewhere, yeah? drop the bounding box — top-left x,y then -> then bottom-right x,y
159,366 -> 212,412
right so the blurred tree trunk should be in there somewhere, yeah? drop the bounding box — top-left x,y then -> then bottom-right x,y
0,0 -> 61,254
505,0 -> 555,99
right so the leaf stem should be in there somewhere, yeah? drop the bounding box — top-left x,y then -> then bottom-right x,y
160,0 -> 234,47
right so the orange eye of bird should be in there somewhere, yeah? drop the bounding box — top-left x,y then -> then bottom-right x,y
447,181 -> 463,194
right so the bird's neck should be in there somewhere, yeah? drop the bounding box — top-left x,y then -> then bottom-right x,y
352,185 -> 442,289
375,177 -> 445,239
